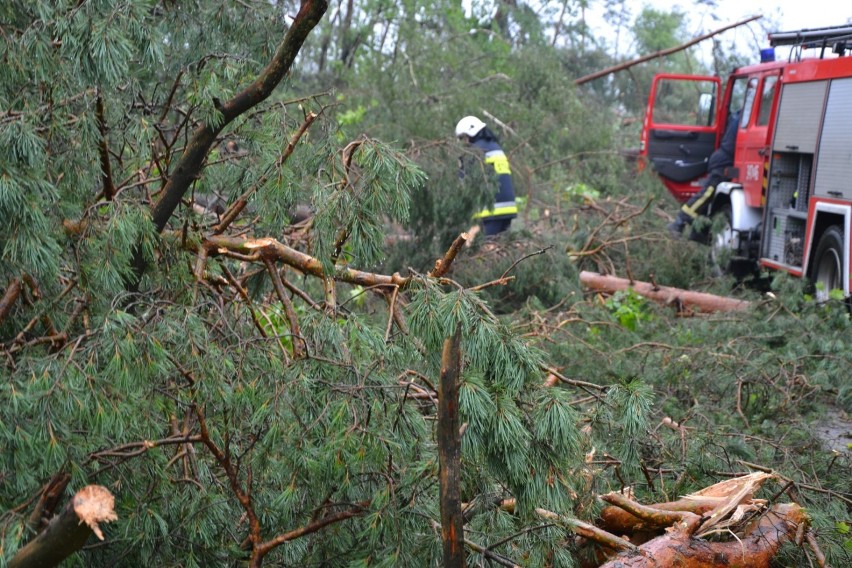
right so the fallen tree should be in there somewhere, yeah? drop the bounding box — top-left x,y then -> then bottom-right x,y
579,271 -> 751,313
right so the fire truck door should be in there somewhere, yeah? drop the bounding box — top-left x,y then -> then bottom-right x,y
734,73 -> 780,208
642,74 -> 721,202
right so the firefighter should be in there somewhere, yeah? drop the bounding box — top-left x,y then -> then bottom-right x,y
667,108 -> 743,238
455,115 -> 518,237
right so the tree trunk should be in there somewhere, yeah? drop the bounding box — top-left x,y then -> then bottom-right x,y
9,485 -> 117,568
438,325 -> 465,567
579,271 -> 750,313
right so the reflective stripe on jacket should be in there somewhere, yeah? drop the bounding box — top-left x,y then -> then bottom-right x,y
472,200 -> 519,219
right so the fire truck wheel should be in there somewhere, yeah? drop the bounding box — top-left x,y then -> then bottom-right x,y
811,225 -> 844,302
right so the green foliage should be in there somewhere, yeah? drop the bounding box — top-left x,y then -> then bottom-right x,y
563,182 -> 601,203
604,289 -> 654,331
633,7 -> 686,53
310,138 -> 425,270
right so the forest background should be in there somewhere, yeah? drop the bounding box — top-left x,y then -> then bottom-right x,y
0,0 -> 849,566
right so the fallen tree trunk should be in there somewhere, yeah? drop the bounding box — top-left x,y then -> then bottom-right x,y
9,485 -> 118,568
579,271 -> 751,313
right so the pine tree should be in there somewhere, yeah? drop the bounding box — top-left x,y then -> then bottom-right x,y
1,1 -> 589,566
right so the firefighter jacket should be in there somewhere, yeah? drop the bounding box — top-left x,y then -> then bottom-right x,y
469,138 -> 518,221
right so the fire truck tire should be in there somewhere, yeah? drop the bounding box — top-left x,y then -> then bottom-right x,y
811,225 -> 844,301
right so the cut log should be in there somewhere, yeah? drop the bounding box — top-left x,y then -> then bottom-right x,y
579,271 -> 750,313
9,485 -> 118,568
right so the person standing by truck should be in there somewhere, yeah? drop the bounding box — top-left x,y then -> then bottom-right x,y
455,115 -> 518,237
667,108 -> 743,238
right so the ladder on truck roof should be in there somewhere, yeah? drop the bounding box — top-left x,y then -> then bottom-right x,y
769,25 -> 852,59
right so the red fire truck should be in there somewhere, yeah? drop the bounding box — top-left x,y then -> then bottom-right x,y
641,25 -> 852,299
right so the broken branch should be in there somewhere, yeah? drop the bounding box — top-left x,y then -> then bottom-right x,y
9,485 -> 118,568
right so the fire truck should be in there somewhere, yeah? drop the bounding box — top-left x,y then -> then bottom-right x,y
640,25 -> 852,299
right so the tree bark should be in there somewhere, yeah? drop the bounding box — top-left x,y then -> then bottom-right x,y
579,271 -> 750,313
438,325 -> 465,567
0,277 -> 22,324
9,485 -> 117,568
25,471 -> 71,534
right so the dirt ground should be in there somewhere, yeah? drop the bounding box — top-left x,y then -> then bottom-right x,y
812,408 -> 852,453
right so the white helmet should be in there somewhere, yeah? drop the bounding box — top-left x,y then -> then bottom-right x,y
455,115 -> 486,138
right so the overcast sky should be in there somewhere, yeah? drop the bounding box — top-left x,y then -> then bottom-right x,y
674,0 -> 846,31
585,1 -> 851,60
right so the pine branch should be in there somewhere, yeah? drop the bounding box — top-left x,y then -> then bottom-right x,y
263,256 -> 306,358
254,501 -> 369,560
95,91 -> 116,201
203,235 -> 409,289
212,111 -> 319,235
429,233 -> 470,278
196,408 -> 264,557
575,15 -> 762,85
127,0 -> 329,292
463,536 -> 521,567
600,492 -> 701,534
533,507 -> 639,553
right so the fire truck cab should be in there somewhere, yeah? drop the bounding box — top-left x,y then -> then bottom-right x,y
641,25 -> 852,299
